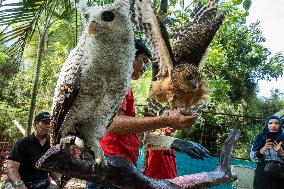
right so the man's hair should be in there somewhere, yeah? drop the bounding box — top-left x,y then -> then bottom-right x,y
134,39 -> 152,59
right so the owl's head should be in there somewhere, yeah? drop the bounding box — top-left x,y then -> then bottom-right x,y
77,0 -> 132,38
171,64 -> 202,91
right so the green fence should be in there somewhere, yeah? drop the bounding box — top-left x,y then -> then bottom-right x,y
137,149 -> 256,189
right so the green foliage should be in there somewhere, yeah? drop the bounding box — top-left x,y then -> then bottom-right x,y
204,19 -> 283,103
0,102 -> 23,144
0,10 -> 76,140
132,69 -> 152,118
233,0 -> 243,6
0,0 -> 76,65
263,52 -> 284,80
0,47 -> 12,99
256,91 -> 284,116
242,0 -> 252,10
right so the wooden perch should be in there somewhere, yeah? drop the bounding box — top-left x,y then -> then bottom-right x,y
36,145 -> 180,189
169,129 -> 240,188
37,129 -> 239,189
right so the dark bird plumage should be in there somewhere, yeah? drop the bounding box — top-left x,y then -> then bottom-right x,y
149,0 -> 224,109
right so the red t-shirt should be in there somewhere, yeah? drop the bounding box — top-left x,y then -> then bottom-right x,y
99,89 -> 140,165
145,149 -> 177,179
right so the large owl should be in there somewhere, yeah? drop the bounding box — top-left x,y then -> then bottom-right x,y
49,0 -> 135,160
37,1 -> 238,188
133,0 -> 224,110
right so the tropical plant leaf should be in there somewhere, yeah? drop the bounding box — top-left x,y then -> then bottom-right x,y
0,0 -> 75,67
242,0 -> 251,10
0,0 -> 47,66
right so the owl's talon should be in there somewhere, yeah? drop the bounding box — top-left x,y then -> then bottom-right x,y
59,135 -> 84,160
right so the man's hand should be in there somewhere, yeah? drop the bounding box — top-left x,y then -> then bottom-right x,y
6,160 -> 28,189
260,139 -> 274,154
168,109 -> 199,130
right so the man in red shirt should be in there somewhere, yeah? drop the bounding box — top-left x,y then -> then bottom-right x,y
99,89 -> 139,165
99,39 -> 200,166
86,39 -> 201,189
145,127 -> 177,179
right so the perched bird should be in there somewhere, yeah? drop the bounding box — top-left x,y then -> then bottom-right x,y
49,0 -> 135,161
151,63 -> 207,109
136,0 -> 224,110
37,1 -> 238,188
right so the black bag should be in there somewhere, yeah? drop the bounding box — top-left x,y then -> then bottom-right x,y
29,179 -> 50,189
264,161 -> 284,178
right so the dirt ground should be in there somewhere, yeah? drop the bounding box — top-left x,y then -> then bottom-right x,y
1,177 -> 87,189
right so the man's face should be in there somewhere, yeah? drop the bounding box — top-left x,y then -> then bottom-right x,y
131,53 -> 149,80
35,119 -> 51,138
162,127 -> 175,136
268,119 -> 280,133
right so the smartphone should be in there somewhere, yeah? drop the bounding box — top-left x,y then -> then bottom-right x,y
267,132 -> 276,141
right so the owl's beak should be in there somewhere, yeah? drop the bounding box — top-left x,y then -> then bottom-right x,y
88,23 -> 96,36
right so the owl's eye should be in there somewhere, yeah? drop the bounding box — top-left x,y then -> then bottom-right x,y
186,75 -> 193,80
101,11 -> 115,22
85,14 -> 89,21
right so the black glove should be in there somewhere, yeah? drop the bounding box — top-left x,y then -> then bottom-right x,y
170,139 -> 210,159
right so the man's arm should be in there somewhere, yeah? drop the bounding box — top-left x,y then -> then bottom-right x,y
108,109 -> 198,135
7,160 -> 27,189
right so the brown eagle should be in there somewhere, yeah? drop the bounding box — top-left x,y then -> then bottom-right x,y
134,0 -> 224,110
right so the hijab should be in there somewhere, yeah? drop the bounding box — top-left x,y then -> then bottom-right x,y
252,115 -> 284,151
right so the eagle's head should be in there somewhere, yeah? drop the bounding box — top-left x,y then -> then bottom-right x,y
171,64 -> 202,92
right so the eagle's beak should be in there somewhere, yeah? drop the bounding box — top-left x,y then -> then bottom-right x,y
191,80 -> 199,89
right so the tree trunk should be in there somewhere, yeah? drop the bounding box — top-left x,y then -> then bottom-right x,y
27,32 -> 46,135
26,0 -> 57,135
160,0 -> 168,14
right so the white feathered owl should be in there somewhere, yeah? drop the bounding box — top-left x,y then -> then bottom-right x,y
50,0 -> 135,160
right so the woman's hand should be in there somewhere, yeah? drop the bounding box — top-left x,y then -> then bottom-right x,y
273,141 -> 284,157
260,139 -> 274,154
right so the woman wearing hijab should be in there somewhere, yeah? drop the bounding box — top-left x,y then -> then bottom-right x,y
250,115 -> 284,189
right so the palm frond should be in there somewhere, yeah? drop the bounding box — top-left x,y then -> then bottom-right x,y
0,0 -> 76,67
0,0 -> 47,66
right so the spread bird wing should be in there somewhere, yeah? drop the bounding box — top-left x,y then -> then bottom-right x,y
50,33 -> 87,145
130,0 -> 174,74
172,0 -> 224,67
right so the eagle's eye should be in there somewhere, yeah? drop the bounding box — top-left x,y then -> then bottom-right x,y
186,75 -> 193,80
101,11 -> 115,22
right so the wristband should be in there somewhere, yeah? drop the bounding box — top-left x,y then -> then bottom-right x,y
14,180 -> 24,187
